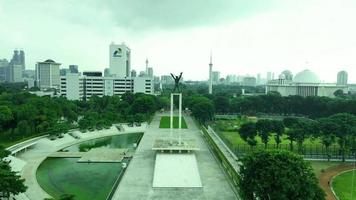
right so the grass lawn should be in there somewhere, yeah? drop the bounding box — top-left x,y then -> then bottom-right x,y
309,161 -> 342,178
219,131 -> 323,147
332,170 -> 356,200
159,116 -> 187,129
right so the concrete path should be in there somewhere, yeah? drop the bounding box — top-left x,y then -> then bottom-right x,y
112,113 -> 237,200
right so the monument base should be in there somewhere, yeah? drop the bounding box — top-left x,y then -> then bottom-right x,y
152,153 -> 202,188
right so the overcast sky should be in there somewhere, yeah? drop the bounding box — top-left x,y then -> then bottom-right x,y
1,0 -> 356,82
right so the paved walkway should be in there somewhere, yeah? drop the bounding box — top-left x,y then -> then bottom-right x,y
8,125 -> 146,200
112,113 -> 237,200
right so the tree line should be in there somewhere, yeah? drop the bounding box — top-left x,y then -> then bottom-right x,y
239,113 -> 356,161
0,89 -> 167,145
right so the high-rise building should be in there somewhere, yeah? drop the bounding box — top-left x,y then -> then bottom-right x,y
5,64 -> 22,82
35,59 -> 61,90
147,67 -> 153,78
267,72 -> 272,81
131,70 -> 137,77
337,71 -> 348,85
109,42 -> 131,77
69,65 -> 78,73
0,59 -> 9,81
212,71 -> 220,83
9,50 -> 25,72
60,74 -> 153,101
161,75 -> 173,84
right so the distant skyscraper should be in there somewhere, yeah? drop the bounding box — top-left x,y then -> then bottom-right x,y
147,67 -> 153,78
161,75 -> 173,84
131,70 -> 137,77
145,58 -> 149,75
257,73 -> 261,85
267,72 -> 272,81
36,59 -> 61,90
6,64 -> 22,82
69,65 -> 78,73
0,59 -> 9,81
104,68 -> 111,77
109,42 -> 131,77
19,50 -> 25,71
209,53 -> 213,94
337,71 -> 348,85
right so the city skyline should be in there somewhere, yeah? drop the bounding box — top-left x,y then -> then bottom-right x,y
1,0 -> 356,82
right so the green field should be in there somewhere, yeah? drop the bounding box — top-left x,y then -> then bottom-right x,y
213,118 -> 344,158
333,170 -> 356,200
159,116 -> 188,129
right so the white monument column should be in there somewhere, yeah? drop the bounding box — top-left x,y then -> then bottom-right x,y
170,93 -> 174,143
178,93 -> 182,145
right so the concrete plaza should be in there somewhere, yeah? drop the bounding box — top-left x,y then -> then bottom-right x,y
112,113 -> 237,200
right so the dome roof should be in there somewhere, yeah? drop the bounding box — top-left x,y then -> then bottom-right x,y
44,59 -> 55,63
280,70 -> 293,80
294,69 -> 320,83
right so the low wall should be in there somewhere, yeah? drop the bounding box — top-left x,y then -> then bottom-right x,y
201,126 -> 240,196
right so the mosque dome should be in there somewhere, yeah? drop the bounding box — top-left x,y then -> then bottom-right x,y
280,70 -> 293,81
294,69 -> 320,83
44,59 -> 55,63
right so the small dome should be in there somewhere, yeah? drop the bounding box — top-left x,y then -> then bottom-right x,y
279,74 -> 286,79
294,69 -> 320,83
44,59 -> 55,63
281,70 -> 293,80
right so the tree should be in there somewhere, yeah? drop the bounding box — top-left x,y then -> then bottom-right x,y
214,94 -> 230,114
238,150 -> 325,200
256,119 -> 272,148
327,113 -> 356,161
0,146 -> 27,198
0,106 -> 13,130
239,122 -> 257,148
318,118 -> 337,161
334,89 -> 345,97
270,120 -> 284,148
191,99 -> 214,124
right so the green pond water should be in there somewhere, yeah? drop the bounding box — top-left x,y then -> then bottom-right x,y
36,132 -> 143,200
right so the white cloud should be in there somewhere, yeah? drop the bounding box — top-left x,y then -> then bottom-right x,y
1,0 -> 356,82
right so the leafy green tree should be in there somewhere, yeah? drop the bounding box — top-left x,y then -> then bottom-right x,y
214,94 -> 230,114
191,99 -> 214,124
0,106 -> 13,129
256,119 -> 273,148
0,146 -> 27,198
239,122 -> 257,148
327,113 -> 356,161
318,118 -> 337,161
270,120 -> 284,148
238,150 -> 325,200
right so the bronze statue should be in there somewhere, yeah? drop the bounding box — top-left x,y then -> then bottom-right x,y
170,72 -> 183,93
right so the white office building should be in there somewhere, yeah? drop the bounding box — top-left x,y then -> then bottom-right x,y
267,69 -> 347,97
60,73 -> 153,101
35,59 -> 61,90
109,42 -> 131,77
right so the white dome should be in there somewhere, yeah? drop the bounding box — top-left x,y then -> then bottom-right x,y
294,69 -> 320,83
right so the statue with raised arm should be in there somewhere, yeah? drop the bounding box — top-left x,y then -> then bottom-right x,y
170,72 -> 183,93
